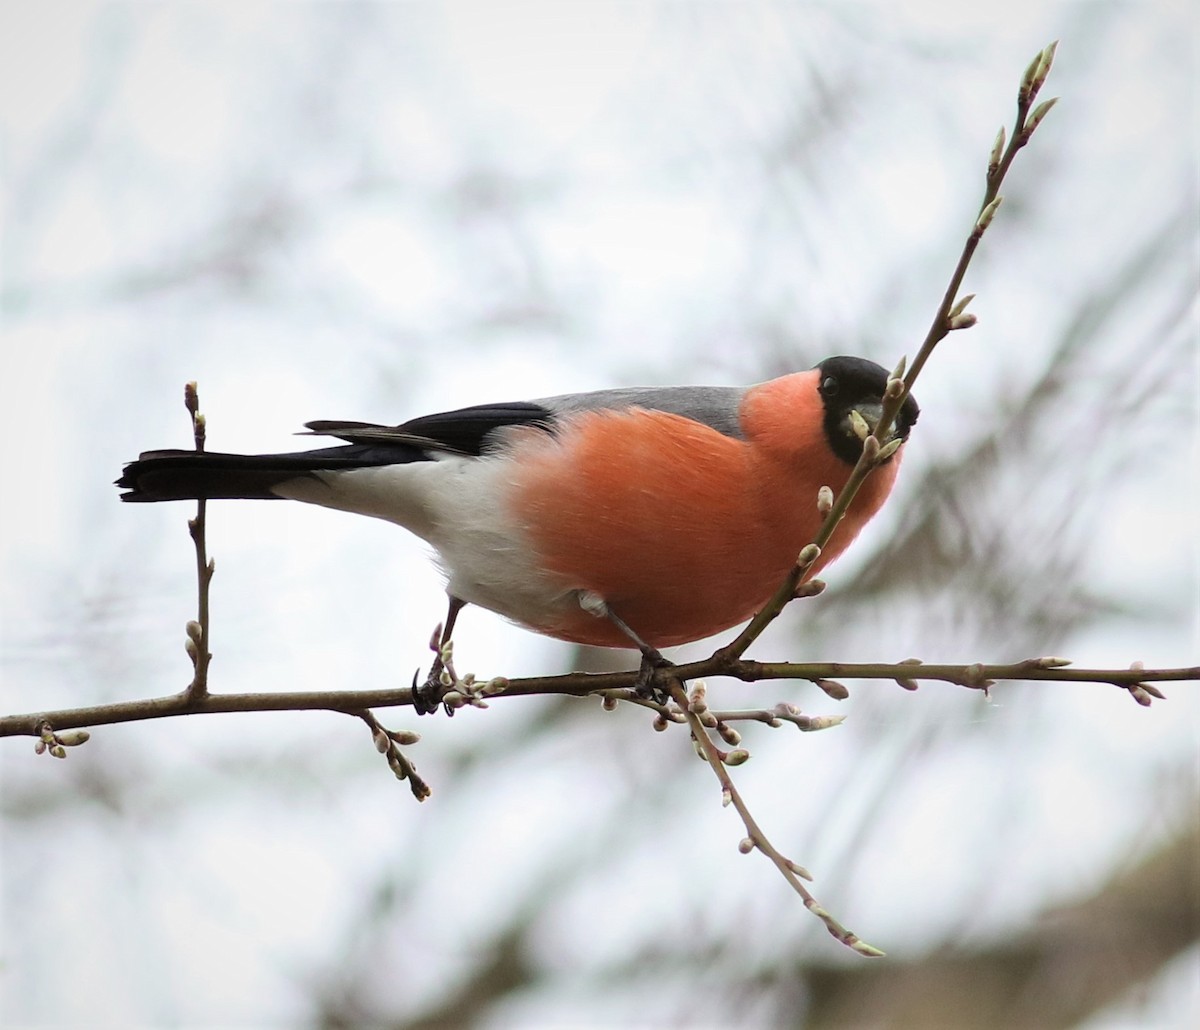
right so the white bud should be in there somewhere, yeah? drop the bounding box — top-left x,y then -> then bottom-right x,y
976,195 -> 1003,234
797,543 -> 821,568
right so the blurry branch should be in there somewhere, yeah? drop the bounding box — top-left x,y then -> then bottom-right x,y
798,826 -> 1199,1028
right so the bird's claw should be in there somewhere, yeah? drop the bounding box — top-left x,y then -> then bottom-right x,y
411,661 -> 457,717
411,667 -> 441,716
634,647 -> 674,707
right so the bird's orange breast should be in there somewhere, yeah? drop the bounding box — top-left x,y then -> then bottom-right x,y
504,381 -> 902,648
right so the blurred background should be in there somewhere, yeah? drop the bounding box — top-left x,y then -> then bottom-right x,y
2,2 -> 1196,1026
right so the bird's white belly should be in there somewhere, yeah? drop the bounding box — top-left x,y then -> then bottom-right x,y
274,456 -> 579,629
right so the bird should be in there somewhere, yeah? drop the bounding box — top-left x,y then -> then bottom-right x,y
118,355 -> 918,691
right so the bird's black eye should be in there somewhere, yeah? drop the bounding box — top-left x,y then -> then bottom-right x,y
820,375 -> 839,397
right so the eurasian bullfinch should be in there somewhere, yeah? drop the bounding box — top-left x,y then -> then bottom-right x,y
118,356 -> 918,653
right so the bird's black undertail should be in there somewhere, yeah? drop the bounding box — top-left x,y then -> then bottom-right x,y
116,444 -> 427,502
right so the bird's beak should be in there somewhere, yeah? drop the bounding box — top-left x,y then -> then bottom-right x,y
843,401 -> 884,442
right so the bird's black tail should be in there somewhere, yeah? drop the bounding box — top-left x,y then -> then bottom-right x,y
116,444 -> 422,502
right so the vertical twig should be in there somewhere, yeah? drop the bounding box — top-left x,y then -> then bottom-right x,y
184,383 -> 213,701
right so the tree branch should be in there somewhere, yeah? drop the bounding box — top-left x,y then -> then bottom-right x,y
3,658 -> 1191,738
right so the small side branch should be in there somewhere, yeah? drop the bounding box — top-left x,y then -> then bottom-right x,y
668,679 -> 884,957
350,709 -> 430,801
184,382 -> 213,702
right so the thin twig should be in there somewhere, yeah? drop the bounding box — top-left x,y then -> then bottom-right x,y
350,709 -> 430,801
184,382 -> 213,701
667,679 -> 884,957
718,42 -> 1061,663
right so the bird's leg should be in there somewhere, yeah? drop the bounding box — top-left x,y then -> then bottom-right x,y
412,595 -> 466,716
577,591 -> 673,705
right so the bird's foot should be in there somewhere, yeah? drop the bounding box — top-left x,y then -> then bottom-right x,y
412,621 -> 457,716
633,646 -> 675,708
411,663 -> 448,716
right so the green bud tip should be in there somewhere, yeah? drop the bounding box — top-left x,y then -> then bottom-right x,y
877,438 -> 903,463
976,195 -> 1003,233
949,292 -> 976,319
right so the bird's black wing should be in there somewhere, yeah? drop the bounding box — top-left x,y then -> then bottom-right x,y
304,401 -> 555,457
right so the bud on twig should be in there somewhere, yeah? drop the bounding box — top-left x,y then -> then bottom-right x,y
786,858 -> 814,881
389,729 -> 421,745
1022,97 -> 1059,139
988,125 -> 1006,177
797,544 -> 822,569
738,837 -> 756,854
1034,656 -> 1072,669
718,724 -> 742,746
1019,42 -> 1057,105
794,578 -> 826,599
876,438 -> 903,463
55,730 -> 91,747
803,715 -> 846,731
1029,41 -> 1058,100
975,195 -> 1003,235
848,408 -> 871,442
817,485 -> 834,515
949,293 -> 976,319
815,678 -> 849,701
